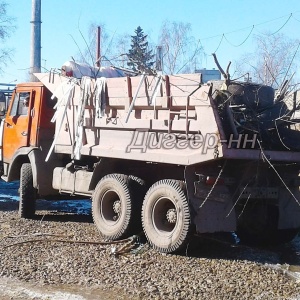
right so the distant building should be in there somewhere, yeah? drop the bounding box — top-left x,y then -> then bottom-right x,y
195,68 -> 221,83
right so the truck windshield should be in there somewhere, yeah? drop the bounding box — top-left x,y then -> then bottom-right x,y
10,92 -> 30,117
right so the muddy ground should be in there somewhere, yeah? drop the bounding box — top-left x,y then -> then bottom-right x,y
0,181 -> 299,299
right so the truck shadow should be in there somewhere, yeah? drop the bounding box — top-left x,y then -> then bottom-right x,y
0,197 -> 93,223
0,181 -> 20,211
0,199 -> 19,211
33,213 -> 93,223
34,199 -> 93,223
181,233 -> 300,268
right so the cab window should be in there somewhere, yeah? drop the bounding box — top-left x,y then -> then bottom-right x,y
10,92 -> 30,117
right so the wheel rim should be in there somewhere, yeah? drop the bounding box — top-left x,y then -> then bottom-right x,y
100,189 -> 122,226
152,197 -> 177,236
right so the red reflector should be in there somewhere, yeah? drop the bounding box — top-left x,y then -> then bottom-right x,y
205,176 -> 225,185
66,70 -> 73,77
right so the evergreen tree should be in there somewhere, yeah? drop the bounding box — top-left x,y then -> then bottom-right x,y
127,26 -> 155,74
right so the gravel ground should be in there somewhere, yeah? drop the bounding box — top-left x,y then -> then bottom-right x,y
0,197 -> 300,299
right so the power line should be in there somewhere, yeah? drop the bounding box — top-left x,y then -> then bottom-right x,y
200,12 -> 297,41
213,34 -> 224,54
197,11 -> 299,58
224,25 -> 254,47
270,13 -> 292,35
292,14 -> 300,22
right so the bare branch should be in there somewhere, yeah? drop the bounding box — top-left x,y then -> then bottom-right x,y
235,32 -> 300,88
159,20 -> 202,74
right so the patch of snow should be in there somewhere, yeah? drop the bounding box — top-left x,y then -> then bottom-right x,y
0,194 -> 19,201
265,263 -> 300,282
0,277 -> 87,300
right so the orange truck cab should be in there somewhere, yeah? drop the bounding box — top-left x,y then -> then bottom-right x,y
1,82 -> 57,199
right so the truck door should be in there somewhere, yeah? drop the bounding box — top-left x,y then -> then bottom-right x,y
2,89 -> 34,163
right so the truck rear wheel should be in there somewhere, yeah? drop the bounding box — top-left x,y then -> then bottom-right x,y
142,180 -> 192,253
92,174 -> 140,240
19,163 -> 36,218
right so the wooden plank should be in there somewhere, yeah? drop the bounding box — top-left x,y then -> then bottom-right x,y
168,74 -> 201,85
106,87 -> 129,97
170,85 -> 200,96
134,96 -> 169,108
93,116 -> 151,129
106,77 -> 131,97
107,97 -> 131,107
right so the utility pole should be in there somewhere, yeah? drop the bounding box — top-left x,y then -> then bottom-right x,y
96,26 -> 101,68
156,46 -> 163,74
30,0 -> 41,82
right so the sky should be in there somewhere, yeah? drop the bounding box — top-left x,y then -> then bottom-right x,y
1,0 -> 300,84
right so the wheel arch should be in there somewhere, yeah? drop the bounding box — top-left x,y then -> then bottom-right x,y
89,158 -> 185,192
89,158 -> 125,191
6,147 -> 37,181
6,147 -> 53,195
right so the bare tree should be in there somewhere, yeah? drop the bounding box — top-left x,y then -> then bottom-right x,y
158,20 -> 203,74
75,23 -> 112,67
109,33 -> 131,68
235,33 -> 300,88
0,1 -> 15,73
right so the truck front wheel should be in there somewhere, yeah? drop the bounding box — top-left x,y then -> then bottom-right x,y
92,174 -> 139,240
19,163 -> 37,218
142,180 -> 192,253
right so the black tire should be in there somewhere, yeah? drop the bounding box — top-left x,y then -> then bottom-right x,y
227,83 -> 275,110
92,174 -> 142,240
19,163 -> 36,218
142,179 -> 192,253
237,201 -> 299,245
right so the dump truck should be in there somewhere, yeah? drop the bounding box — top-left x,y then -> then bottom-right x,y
1,68 -> 300,253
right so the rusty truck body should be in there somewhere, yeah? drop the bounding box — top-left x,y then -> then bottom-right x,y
1,70 -> 300,253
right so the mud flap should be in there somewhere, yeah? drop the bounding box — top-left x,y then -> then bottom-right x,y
184,165 -> 236,233
278,186 -> 300,229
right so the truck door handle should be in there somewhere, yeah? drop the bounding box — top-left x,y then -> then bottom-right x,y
21,131 -> 28,136
31,108 -> 35,118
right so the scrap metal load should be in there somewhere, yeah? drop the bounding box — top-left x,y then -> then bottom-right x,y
213,80 -> 300,152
